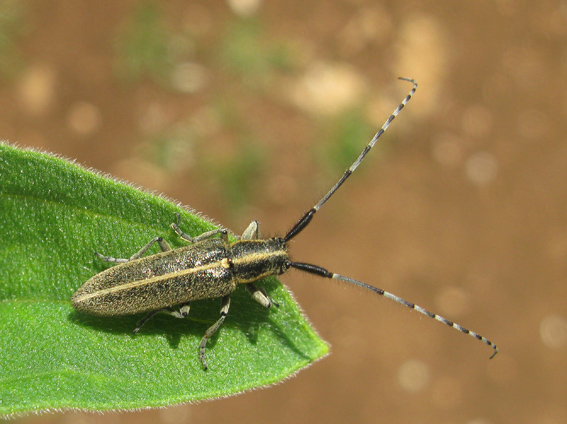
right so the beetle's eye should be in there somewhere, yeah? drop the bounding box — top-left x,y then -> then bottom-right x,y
281,260 -> 291,273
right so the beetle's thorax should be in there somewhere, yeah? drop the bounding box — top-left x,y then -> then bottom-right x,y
229,237 -> 289,284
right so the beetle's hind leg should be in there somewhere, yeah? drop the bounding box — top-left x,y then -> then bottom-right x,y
132,303 -> 191,335
95,237 -> 172,263
169,303 -> 191,319
200,295 -> 231,370
133,309 -> 163,334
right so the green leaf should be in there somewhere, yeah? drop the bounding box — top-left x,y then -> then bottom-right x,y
0,142 -> 328,415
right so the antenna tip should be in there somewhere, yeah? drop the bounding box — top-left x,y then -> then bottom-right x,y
489,346 -> 499,359
398,77 -> 418,86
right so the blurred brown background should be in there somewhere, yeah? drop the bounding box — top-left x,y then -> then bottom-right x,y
1,0 -> 566,423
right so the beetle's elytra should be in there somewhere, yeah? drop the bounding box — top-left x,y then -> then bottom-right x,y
72,78 -> 498,370
72,236 -> 287,316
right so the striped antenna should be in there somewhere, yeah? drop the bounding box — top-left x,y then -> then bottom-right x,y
284,77 -> 498,358
285,77 -> 417,242
290,262 -> 498,359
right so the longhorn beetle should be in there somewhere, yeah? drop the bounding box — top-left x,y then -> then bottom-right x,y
72,78 -> 498,370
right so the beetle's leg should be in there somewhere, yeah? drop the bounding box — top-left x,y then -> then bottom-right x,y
200,295 -> 231,370
129,237 -> 172,260
132,303 -> 190,335
246,283 -> 279,308
169,302 -> 191,319
96,237 -> 172,263
241,220 -> 261,240
133,309 -> 164,334
171,213 -> 226,244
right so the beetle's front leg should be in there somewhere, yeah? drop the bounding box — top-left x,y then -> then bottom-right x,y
241,220 -> 261,240
96,237 -> 172,263
246,283 -> 279,308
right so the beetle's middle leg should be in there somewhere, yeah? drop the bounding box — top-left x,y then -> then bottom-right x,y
171,213 -> 227,244
200,295 -> 230,370
96,237 -> 172,263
